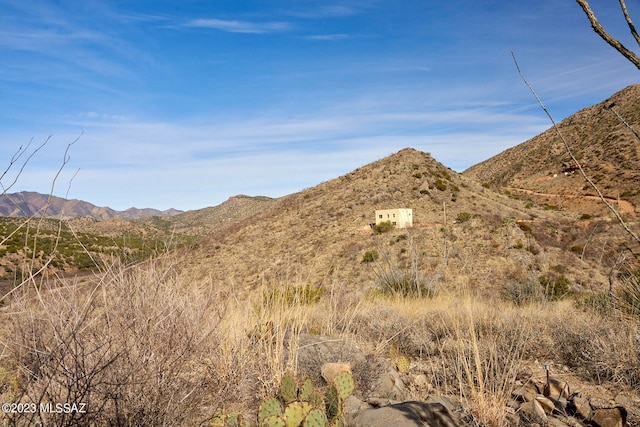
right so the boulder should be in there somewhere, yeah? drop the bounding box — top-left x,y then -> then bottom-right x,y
371,362 -> 406,400
568,394 -> 591,420
518,399 -> 548,424
544,377 -> 571,399
512,381 -> 540,402
589,407 -> 627,427
349,400 -> 459,427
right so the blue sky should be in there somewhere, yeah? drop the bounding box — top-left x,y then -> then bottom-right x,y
0,1 -> 637,211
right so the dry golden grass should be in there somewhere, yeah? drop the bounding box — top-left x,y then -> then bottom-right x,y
2,252 -> 637,426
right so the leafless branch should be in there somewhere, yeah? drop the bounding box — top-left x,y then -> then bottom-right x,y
576,0 -> 640,69
619,0 -> 640,48
607,105 -> 640,141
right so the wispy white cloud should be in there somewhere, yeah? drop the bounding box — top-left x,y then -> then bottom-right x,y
186,18 -> 291,34
303,33 -> 372,41
289,5 -> 362,18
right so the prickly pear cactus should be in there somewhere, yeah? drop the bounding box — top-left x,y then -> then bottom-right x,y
303,409 -> 327,427
226,413 -> 241,426
396,354 -> 411,373
333,372 -> 354,401
280,372 -> 298,403
325,385 -> 340,419
210,410 -> 226,427
284,401 -> 312,427
299,377 -> 315,402
259,398 -> 283,424
262,415 -> 286,427
308,389 -> 325,408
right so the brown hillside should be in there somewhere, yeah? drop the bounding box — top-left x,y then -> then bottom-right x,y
464,84 -> 640,218
183,148 -> 623,297
138,194 -> 276,236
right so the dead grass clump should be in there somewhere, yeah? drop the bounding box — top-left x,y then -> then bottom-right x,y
547,308 -> 640,391
430,301 -> 535,426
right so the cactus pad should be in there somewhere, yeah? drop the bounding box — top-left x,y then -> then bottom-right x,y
299,377 -> 315,402
326,385 -> 340,419
226,412 -> 240,426
280,372 -> 298,403
396,354 -> 411,373
259,398 -> 283,423
303,409 -> 327,427
308,390 -> 325,408
284,402 -> 312,427
333,372 -> 354,401
262,415 -> 285,427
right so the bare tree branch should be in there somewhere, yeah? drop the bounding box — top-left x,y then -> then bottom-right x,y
576,0 -> 640,70
619,0 -> 640,48
511,50 -> 640,247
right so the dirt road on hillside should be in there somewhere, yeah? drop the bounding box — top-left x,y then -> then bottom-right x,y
506,187 -> 636,215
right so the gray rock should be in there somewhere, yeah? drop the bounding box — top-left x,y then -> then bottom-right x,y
370,361 -> 406,400
349,400 -> 459,427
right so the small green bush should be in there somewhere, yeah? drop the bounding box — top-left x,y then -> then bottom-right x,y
373,221 -> 394,234
456,212 -> 472,223
434,179 -> 447,191
539,274 -> 570,300
263,283 -> 322,307
361,250 -> 379,263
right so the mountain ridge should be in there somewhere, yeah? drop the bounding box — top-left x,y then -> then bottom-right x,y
0,191 -> 183,220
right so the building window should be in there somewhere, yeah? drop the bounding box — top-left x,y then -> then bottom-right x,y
378,214 -> 383,219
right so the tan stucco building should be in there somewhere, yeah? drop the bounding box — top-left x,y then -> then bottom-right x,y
375,208 -> 413,228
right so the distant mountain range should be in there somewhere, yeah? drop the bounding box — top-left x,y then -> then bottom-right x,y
0,191 -> 183,220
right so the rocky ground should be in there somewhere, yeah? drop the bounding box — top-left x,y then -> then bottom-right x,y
287,334 -> 639,427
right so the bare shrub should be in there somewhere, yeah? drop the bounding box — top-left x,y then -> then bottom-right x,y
1,256 -> 223,426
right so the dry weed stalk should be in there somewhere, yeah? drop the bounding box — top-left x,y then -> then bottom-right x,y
446,301 -> 530,426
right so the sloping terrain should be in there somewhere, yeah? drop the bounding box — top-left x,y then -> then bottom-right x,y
138,194 -> 276,236
464,84 -> 640,218
183,148 -> 622,299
